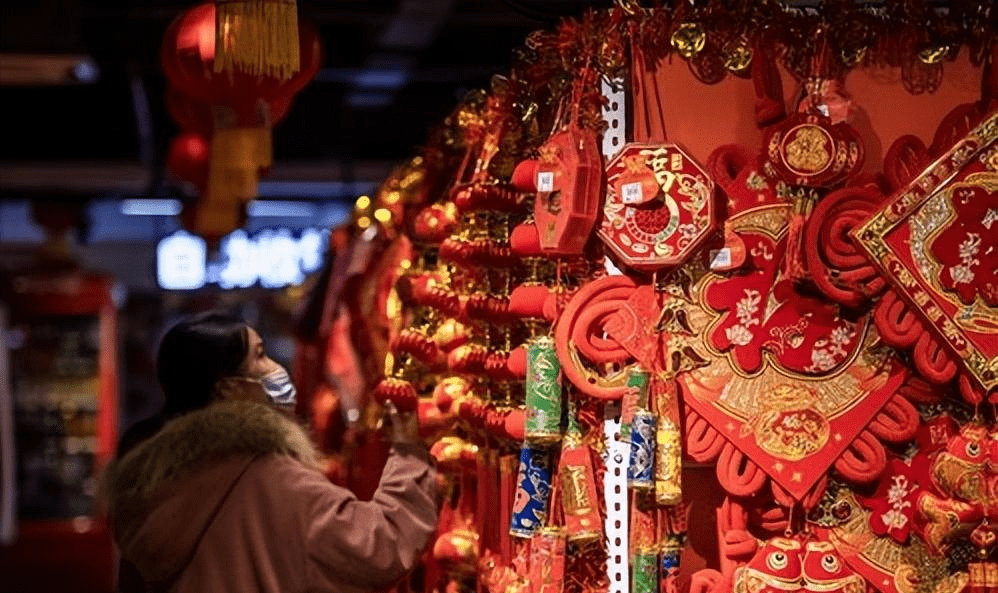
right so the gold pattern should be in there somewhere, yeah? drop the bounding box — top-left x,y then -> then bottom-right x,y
783,125 -> 833,174
671,23 -> 707,58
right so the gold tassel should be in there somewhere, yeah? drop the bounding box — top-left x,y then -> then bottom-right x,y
200,127 -> 271,237
214,0 -> 300,80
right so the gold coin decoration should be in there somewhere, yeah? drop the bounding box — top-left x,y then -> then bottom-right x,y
671,23 -> 706,59
723,41 -> 753,73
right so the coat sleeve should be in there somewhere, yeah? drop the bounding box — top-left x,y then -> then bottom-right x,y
302,442 -> 438,590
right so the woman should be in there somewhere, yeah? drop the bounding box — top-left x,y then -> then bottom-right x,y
102,312 -> 437,593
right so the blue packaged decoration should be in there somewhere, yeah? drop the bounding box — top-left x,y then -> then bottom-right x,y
510,444 -> 553,537
627,409 -> 656,490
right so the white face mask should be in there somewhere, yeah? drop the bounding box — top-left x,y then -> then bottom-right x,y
257,367 -> 297,409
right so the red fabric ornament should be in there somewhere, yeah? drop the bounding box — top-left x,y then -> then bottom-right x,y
861,457 -> 931,544
852,112 -> 998,399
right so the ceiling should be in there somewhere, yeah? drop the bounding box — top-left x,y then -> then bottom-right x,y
0,0 -> 605,199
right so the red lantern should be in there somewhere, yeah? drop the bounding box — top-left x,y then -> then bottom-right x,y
165,86 -> 296,137
160,2 -> 320,240
166,132 -> 210,193
160,3 -> 321,107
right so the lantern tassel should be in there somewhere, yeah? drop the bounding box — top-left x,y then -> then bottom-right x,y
215,0 -> 300,80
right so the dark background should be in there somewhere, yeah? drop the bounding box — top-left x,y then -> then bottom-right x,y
0,0 -> 606,199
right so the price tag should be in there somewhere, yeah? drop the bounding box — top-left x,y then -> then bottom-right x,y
621,182 -> 643,204
537,171 -> 555,192
709,248 -> 732,271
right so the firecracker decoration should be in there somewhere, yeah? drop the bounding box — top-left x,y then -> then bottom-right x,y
292,4 -> 998,593
525,336 -> 564,444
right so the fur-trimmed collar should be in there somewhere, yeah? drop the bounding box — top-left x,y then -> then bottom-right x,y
102,401 -> 318,517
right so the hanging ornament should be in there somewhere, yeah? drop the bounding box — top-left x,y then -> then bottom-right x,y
627,375 -> 656,491
511,67 -> 604,257
528,527 -> 566,593
599,42 -> 716,271
524,336 -> 563,444
510,444 -> 553,538
557,399 -> 603,543
723,39 -> 753,75
918,43 -> 952,65
671,23 -> 706,59
214,0 -> 300,80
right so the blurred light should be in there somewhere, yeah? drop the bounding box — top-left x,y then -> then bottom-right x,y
354,68 -> 409,89
355,195 -> 371,210
157,231 -> 207,290
121,199 -> 182,216
247,200 -> 316,218
356,216 -> 371,229
374,208 -> 392,223
158,227 -> 327,291
256,181 -> 378,198
71,58 -> 100,83
345,91 -> 394,108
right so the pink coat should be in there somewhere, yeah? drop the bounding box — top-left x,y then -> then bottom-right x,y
102,401 -> 437,593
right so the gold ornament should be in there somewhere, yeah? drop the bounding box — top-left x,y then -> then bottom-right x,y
840,46 -> 867,67
723,41 -> 753,73
671,23 -> 706,59
918,44 -> 950,64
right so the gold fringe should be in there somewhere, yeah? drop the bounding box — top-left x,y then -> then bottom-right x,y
214,0 -> 300,80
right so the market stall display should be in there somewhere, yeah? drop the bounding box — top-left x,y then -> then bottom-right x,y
291,4 -> 996,593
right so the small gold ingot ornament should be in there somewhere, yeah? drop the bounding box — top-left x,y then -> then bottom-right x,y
671,23 -> 706,59
723,42 -> 753,73
918,44 -> 950,65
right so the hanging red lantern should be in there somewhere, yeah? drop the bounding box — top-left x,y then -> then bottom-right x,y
165,86 -> 296,138
160,1 -> 320,240
166,132 -> 211,194
160,3 -> 320,107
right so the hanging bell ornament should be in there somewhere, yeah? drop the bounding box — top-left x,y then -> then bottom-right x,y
723,41 -> 753,74
671,23 -> 706,59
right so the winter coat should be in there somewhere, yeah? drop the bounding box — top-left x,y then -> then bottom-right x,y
101,401 -> 438,593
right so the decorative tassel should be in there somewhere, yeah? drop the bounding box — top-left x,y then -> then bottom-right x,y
558,400 -> 603,543
525,336 -> 563,444
202,103 -> 272,238
529,527 -> 566,593
214,0 -> 300,80
783,190 -> 817,282
510,445 -> 553,538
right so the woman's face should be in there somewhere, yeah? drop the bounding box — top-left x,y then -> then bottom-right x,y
240,327 -> 282,379
214,327 -> 293,406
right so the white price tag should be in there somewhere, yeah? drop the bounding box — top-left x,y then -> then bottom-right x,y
709,248 -> 732,271
621,181 -> 643,204
537,171 -> 555,192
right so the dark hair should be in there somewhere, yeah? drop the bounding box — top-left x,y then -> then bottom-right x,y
156,311 -> 249,416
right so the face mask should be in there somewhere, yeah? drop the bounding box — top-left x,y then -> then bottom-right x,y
257,367 -> 297,409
